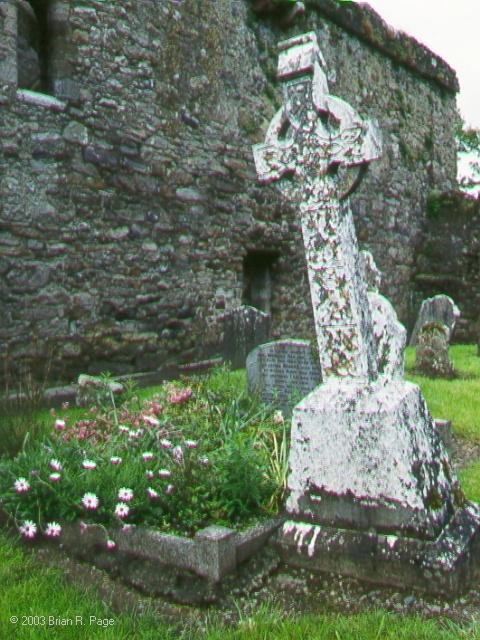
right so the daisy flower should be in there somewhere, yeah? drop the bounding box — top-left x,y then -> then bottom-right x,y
110,456 -> 122,464
142,451 -> 154,461
106,539 -> 116,550
115,502 -> 130,518
82,460 -> 96,470
146,487 -> 159,499
143,414 -> 160,426
82,493 -> 99,509
145,470 -> 154,479
118,425 -> 130,433
54,419 -> 66,431
184,439 -> 198,448
122,524 -> 134,532
165,484 -> 175,495
118,487 -> 133,501
159,439 -> 173,449
158,469 -> 171,477
172,446 -> 183,463
199,457 -> 209,465
44,522 -> 62,537
49,473 -> 61,482
14,477 -> 30,493
49,459 -> 63,471
19,520 -> 37,538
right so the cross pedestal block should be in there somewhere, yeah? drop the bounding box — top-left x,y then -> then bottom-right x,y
277,504 -> 480,596
278,378 -> 480,593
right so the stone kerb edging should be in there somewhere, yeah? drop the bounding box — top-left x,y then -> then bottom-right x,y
55,517 -> 283,596
307,0 -> 459,92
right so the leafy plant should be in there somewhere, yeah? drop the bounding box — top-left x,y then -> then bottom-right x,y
0,367 -> 286,541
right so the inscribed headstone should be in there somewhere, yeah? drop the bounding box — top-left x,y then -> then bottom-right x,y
246,339 -> 322,416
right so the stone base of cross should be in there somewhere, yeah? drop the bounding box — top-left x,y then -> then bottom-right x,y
253,32 -> 480,595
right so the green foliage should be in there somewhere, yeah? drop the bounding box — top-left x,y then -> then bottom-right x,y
0,367 -> 285,538
0,531 -> 167,640
405,344 -> 480,441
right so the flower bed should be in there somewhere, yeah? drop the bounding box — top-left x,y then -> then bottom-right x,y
0,367 -> 287,547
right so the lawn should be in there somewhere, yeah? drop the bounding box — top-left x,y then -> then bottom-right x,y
2,346 -> 480,638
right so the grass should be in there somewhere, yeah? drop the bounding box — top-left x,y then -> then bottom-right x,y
0,530 -> 166,640
405,344 -> 480,441
3,347 -> 480,638
0,526 -> 477,640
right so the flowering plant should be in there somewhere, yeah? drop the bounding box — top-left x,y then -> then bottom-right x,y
0,367 -> 287,542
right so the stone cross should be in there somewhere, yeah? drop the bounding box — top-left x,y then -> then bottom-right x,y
253,32 -> 382,380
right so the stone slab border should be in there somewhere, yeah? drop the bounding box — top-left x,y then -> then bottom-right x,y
54,517 -> 283,602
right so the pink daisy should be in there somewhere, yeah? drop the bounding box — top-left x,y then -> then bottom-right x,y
159,439 -> 173,449
82,460 -> 96,470
19,520 -> 37,538
82,492 -> 99,509
49,459 -> 63,471
106,539 -> 116,550
172,446 -> 184,463
118,487 -> 133,501
184,439 -> 198,448
110,456 -> 122,464
158,469 -> 171,477
146,487 -> 159,499
115,502 -> 130,518
54,419 -> 66,431
142,451 -> 155,461
145,470 -> 154,479
143,414 -> 160,426
165,484 -> 175,495
49,473 -> 61,482
45,522 -> 62,537
14,477 -> 30,493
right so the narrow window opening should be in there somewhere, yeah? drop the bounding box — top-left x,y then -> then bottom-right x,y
17,0 -> 51,94
242,250 -> 279,314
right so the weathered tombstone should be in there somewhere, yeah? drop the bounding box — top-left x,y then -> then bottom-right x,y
415,322 -> 456,378
76,374 -> 124,408
246,339 -> 322,417
410,294 -> 460,346
220,305 -> 270,369
253,32 -> 480,594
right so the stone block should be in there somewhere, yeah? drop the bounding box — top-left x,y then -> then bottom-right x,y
246,339 -> 321,416
277,502 -> 480,596
220,305 -> 271,369
410,295 -> 460,346
286,378 -> 455,539
435,418 -> 453,451
76,374 -> 124,407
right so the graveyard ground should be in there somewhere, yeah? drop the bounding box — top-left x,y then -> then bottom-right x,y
2,345 -> 480,638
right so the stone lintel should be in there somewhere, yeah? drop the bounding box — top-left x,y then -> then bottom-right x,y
277,503 -> 480,595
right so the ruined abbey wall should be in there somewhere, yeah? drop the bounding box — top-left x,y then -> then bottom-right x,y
0,0 -> 459,381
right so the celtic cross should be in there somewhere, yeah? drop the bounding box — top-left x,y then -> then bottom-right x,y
253,32 -> 382,380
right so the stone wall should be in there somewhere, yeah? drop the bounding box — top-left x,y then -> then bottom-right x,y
413,191 -> 480,342
0,0 -> 459,382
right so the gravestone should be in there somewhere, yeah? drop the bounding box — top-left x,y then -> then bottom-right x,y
410,294 -> 460,346
246,339 -> 322,417
253,32 -> 480,594
76,374 -> 124,408
415,322 -> 456,378
220,305 -> 270,369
